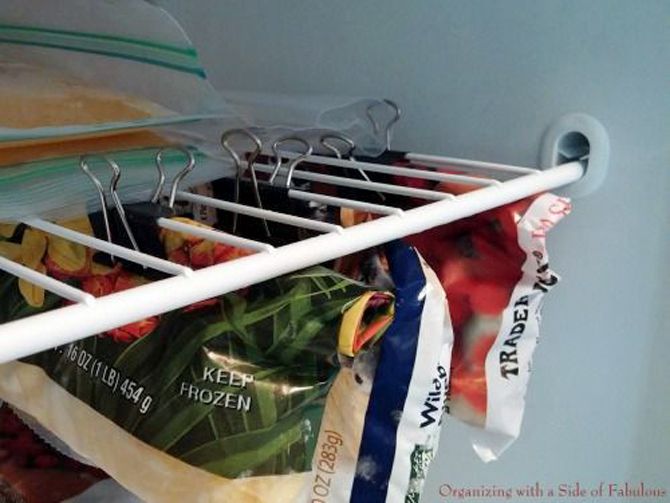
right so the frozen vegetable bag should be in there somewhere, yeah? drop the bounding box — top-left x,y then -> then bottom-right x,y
0,218 -> 450,502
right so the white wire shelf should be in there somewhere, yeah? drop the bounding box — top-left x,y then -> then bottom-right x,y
0,154 -> 584,363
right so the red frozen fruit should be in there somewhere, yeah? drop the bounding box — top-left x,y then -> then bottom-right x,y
438,248 -> 471,287
15,432 -> 43,457
189,241 -> 215,268
81,275 -> 115,298
492,209 -> 519,240
468,233 -> 522,283
450,373 -> 487,414
33,454 -> 60,469
447,295 -> 472,333
0,412 -> 24,436
112,273 -> 143,293
182,298 -> 219,313
106,316 -> 159,343
469,281 -> 512,316
212,243 -> 234,263
167,248 -> 189,266
212,243 -> 253,264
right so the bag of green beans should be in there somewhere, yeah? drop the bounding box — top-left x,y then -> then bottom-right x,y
0,219 -> 451,503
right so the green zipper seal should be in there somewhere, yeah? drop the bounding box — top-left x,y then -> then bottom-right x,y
0,23 -> 198,57
0,24 -> 206,78
0,148 -> 208,186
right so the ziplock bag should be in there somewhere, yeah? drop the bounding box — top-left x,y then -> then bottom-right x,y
221,90 -> 394,157
0,0 -> 233,150
406,186 -> 571,461
0,0 -> 246,221
0,213 -> 451,503
0,145 -> 237,222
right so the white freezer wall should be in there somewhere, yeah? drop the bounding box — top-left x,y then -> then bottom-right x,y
156,1 -> 670,501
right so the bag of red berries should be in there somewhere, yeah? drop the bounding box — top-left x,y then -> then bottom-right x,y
0,403 -> 106,503
405,182 -> 571,461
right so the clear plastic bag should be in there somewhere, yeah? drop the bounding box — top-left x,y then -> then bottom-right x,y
0,0 -> 233,149
221,90 -> 394,157
0,145 -> 235,222
0,0 -> 399,222
0,0 -> 246,220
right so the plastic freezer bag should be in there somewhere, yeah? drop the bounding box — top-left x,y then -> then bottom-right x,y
0,145 -> 238,222
221,90 -> 394,157
0,0 -> 234,149
0,0 -> 244,220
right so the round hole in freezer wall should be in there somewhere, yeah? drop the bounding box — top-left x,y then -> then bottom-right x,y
541,113 -> 610,197
556,131 -> 590,164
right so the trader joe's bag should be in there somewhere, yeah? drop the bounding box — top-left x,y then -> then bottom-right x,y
406,185 -> 571,462
0,217 -> 451,503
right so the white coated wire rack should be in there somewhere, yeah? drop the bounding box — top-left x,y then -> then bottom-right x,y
0,152 -> 585,363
